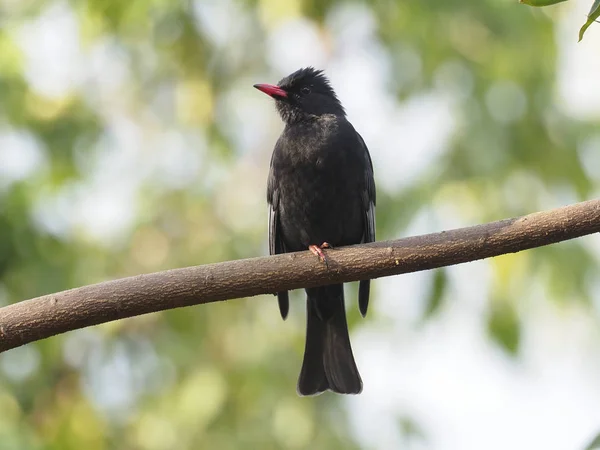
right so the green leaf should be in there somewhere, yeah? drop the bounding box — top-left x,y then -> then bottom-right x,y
585,431 -> 600,450
421,269 -> 447,321
579,0 -> 600,41
487,299 -> 521,355
519,0 -> 568,6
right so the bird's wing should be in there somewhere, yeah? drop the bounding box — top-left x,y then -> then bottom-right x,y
357,132 -> 376,317
267,150 -> 290,319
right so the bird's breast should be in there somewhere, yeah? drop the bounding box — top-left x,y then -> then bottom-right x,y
273,126 -> 365,250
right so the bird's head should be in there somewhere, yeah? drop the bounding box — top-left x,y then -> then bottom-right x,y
254,67 -> 345,123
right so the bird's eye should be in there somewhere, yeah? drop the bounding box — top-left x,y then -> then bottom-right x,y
301,86 -> 311,95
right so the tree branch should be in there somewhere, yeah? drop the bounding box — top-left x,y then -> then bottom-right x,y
1,199 -> 599,353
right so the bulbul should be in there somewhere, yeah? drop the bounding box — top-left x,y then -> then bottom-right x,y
255,67 -> 376,395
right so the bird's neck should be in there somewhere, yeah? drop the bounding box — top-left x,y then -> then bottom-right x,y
277,103 -> 345,125
277,106 -> 312,124
282,111 -> 345,127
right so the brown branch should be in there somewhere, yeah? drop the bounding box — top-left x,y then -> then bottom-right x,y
1,199 -> 599,353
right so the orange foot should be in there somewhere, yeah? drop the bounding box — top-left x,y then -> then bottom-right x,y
309,242 -> 332,267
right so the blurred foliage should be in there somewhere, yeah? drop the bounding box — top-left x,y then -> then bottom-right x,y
0,0 -> 599,448
421,269 -> 447,322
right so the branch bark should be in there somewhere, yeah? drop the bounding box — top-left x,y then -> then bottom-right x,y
1,199 -> 599,353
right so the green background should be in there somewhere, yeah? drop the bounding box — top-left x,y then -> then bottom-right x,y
1,0 -> 599,448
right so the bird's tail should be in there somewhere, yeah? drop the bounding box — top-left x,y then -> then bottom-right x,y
297,284 -> 363,396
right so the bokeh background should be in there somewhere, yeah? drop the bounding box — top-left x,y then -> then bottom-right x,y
1,0 -> 600,448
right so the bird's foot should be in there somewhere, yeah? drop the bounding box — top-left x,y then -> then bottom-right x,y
309,242 -> 332,268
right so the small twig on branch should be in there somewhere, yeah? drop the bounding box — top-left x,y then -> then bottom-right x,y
0,199 -> 599,353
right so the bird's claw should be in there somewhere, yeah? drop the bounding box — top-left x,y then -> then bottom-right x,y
309,242 -> 332,268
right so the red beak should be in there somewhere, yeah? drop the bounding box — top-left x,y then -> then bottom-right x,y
253,83 -> 287,98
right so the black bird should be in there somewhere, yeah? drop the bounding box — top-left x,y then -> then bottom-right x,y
254,68 -> 376,395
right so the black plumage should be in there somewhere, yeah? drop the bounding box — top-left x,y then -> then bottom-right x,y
255,67 -> 376,395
